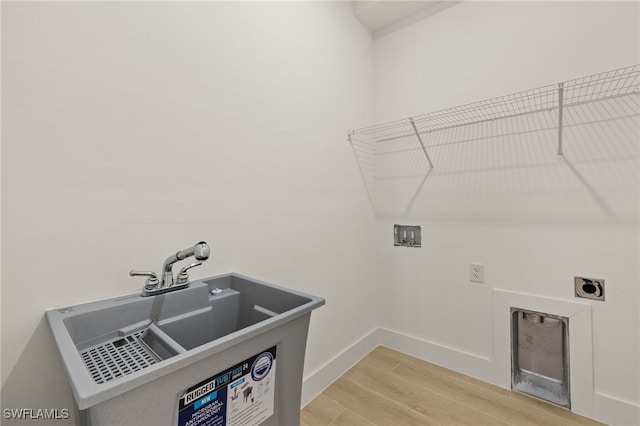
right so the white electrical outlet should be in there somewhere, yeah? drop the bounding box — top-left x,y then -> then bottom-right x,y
470,263 -> 484,283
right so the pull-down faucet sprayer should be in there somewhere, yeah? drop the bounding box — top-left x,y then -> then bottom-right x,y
130,241 -> 211,297
160,241 -> 210,288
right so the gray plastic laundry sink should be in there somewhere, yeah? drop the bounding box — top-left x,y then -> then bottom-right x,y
46,272 -> 324,425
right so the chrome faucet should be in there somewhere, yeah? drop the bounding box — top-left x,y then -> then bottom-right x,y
130,241 -> 211,297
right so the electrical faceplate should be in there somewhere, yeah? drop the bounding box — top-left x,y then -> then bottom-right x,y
470,263 -> 484,283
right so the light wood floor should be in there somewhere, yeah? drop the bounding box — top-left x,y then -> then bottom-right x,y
301,346 -> 603,426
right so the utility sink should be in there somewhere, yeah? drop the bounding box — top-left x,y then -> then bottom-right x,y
46,273 -> 324,425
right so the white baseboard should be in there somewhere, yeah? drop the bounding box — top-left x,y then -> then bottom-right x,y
301,328 -> 380,407
302,326 -> 640,426
301,326 -> 493,408
593,392 -> 640,426
376,327 -> 495,385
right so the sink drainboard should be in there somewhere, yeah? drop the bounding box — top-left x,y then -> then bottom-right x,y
79,330 -> 158,384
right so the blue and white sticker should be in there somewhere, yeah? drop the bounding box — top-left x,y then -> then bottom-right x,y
250,352 -> 273,382
178,346 -> 276,426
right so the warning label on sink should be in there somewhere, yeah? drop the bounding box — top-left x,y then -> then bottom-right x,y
177,346 -> 276,426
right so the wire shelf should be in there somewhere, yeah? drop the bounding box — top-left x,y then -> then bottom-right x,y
348,65 -> 640,217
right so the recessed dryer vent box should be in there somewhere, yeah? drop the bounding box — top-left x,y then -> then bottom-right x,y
394,225 -> 421,247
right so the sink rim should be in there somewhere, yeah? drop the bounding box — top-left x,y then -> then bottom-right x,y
46,272 -> 325,410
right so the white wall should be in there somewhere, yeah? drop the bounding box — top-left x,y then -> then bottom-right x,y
373,2 -> 639,424
1,2 -> 376,424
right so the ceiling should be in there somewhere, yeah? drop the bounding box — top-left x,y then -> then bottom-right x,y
353,1 -> 460,38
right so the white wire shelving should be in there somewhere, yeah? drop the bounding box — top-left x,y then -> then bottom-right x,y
348,65 -> 640,217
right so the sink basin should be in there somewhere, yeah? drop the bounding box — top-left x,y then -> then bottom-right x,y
46,273 -> 324,423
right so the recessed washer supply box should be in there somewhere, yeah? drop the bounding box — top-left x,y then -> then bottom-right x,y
46,273 -> 324,426
394,224 -> 421,247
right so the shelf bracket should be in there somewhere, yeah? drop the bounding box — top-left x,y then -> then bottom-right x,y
409,118 -> 434,170
557,82 -> 564,157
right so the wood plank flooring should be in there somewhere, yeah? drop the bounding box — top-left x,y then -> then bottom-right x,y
301,346 -> 603,426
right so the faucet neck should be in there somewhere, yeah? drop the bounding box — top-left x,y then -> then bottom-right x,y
131,241 -> 211,296
161,269 -> 175,288
159,242 -> 210,288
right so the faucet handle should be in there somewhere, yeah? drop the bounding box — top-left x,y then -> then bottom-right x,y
175,262 -> 202,285
130,270 -> 159,290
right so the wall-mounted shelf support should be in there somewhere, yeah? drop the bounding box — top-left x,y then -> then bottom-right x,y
557,82 -> 565,157
410,117 -> 434,170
